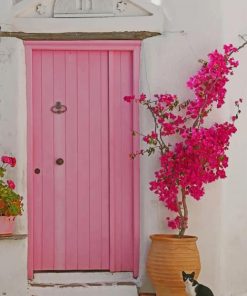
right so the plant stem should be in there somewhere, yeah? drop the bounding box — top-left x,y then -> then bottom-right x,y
146,103 -> 169,153
178,227 -> 186,238
178,188 -> 188,238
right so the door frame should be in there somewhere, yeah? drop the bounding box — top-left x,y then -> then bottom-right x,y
25,40 -> 141,280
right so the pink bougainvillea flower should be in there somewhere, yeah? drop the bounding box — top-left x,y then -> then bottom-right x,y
123,95 -> 135,103
167,216 -> 181,230
7,180 -> 15,190
139,93 -> 147,102
143,131 -> 158,144
124,43 -> 245,235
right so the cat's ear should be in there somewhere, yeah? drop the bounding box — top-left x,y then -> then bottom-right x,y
182,271 -> 186,276
191,272 -> 195,278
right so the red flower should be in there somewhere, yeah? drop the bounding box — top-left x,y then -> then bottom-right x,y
1,156 -> 12,165
7,180 -> 15,190
1,156 -> 16,167
10,157 -> 16,167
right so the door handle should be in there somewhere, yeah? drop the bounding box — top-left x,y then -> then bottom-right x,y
34,168 -> 41,174
56,158 -> 64,165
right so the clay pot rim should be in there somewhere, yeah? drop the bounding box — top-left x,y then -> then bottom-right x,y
150,234 -> 198,241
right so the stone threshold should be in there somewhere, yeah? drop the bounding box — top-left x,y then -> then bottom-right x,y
30,282 -> 155,295
30,282 -> 136,288
30,272 -> 142,295
31,271 -> 137,285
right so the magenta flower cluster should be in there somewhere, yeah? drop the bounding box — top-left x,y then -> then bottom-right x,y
124,44 -> 243,236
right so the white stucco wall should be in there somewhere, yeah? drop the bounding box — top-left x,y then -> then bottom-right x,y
219,2 -> 247,296
139,2 -> 247,296
0,37 -> 28,296
1,1 -> 247,296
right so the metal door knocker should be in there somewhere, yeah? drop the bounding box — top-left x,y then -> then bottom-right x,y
51,101 -> 67,114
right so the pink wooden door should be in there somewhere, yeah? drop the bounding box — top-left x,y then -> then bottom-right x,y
25,41 -> 140,279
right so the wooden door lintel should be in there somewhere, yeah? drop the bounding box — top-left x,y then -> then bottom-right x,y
0,31 -> 160,40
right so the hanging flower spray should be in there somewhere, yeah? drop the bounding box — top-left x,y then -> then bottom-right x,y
125,41 -> 247,237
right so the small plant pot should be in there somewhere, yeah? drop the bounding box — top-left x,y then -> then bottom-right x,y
0,216 -> 15,236
147,234 -> 201,296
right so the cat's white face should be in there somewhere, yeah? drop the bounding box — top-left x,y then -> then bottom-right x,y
182,271 -> 195,283
184,277 -> 193,288
182,272 -> 197,296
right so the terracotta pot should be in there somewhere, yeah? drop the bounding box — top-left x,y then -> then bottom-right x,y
0,216 -> 15,236
147,234 -> 201,296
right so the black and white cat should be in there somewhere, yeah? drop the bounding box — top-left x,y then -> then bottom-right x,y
182,271 -> 214,296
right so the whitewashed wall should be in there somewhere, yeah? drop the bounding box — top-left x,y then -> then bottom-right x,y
219,1 -> 247,296
0,38 -> 28,296
139,2 -> 247,296
1,1 -> 247,296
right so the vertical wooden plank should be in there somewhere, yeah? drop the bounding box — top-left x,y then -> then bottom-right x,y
120,51 -> 134,270
53,51 -> 66,270
26,46 -> 34,279
89,51 -> 104,269
32,50 -> 43,271
133,46 -> 141,277
100,51 -> 110,269
77,51 -> 90,269
109,48 -> 140,274
109,51 -> 115,272
41,50 -> 55,270
65,51 -> 78,270
109,51 -> 122,272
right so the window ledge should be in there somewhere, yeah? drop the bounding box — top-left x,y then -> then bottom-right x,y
0,234 -> 27,240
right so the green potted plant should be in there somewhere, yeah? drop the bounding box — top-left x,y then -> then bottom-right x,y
124,42 -> 246,296
0,155 -> 23,236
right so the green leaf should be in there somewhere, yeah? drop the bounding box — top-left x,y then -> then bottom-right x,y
0,167 -> 6,178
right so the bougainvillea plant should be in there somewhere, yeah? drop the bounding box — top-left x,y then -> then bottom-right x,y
124,42 -> 246,237
0,156 -> 23,216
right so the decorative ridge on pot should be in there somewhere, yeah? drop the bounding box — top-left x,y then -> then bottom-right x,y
150,234 -> 198,242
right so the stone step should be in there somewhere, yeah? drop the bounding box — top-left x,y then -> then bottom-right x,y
28,284 -> 138,296
29,272 -> 139,296
31,272 -> 136,285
